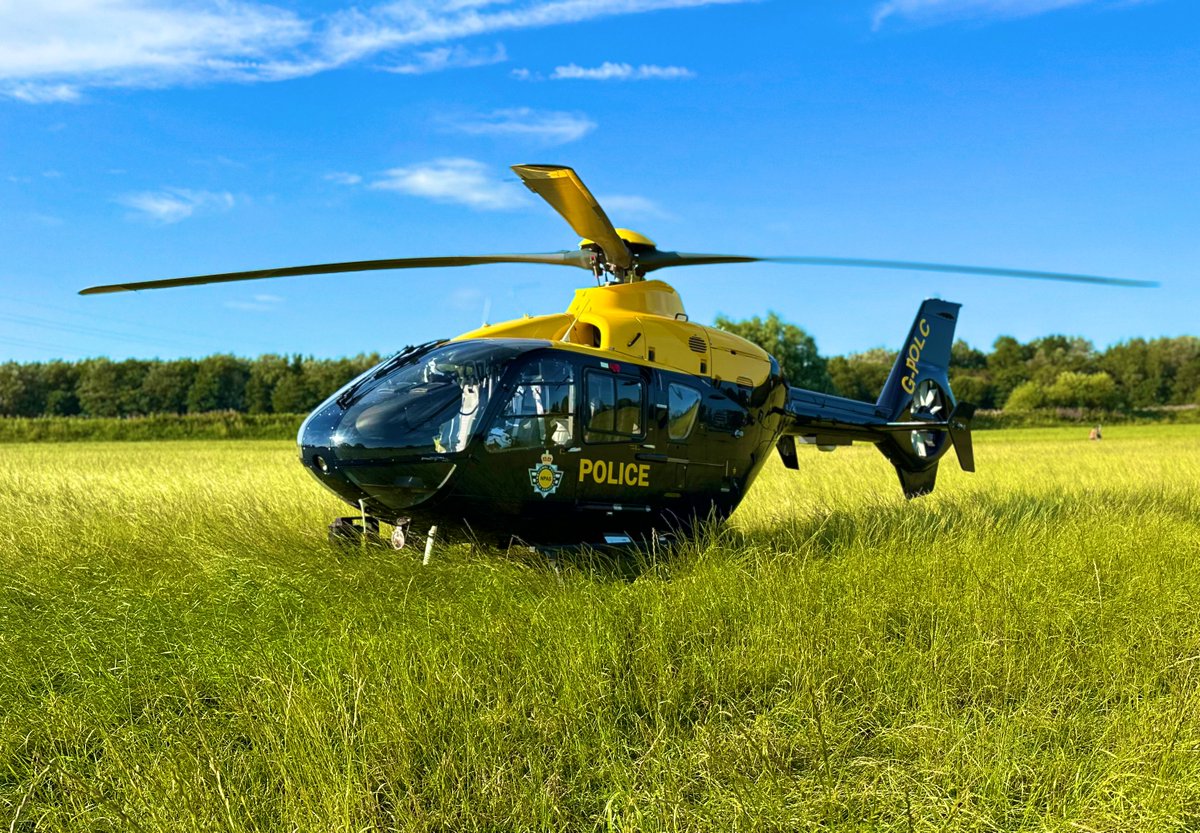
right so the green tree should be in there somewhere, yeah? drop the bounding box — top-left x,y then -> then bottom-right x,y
40,361 -> 81,416
948,340 -> 995,408
271,356 -> 318,413
1027,335 -> 1097,385
827,348 -> 893,403
77,358 -> 149,417
141,359 -> 197,414
0,362 -> 43,417
950,340 -> 988,371
1004,380 -> 1047,412
1045,371 -> 1119,410
245,355 -> 290,414
306,355 -> 379,402
988,336 -> 1035,407
1162,337 -> 1200,405
950,373 -> 997,409
714,311 -> 832,391
187,355 -> 249,413
1100,339 -> 1165,408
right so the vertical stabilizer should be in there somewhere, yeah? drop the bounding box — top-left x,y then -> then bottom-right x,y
876,299 -> 960,421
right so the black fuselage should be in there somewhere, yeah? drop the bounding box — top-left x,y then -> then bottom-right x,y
299,339 -> 788,546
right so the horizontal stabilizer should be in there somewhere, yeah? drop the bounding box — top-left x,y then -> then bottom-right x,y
949,402 -> 976,472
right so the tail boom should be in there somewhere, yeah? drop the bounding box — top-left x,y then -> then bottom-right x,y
777,299 -> 975,498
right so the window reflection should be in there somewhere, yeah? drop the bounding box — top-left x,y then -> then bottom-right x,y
668,383 -> 702,440
584,371 -> 644,443
486,358 -> 576,451
335,342 -> 518,453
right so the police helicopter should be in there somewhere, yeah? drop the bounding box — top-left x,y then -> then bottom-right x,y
81,165 -> 1155,552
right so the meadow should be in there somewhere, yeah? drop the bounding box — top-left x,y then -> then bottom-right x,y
1,426 -> 1198,831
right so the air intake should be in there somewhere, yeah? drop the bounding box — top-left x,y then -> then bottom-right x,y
688,335 -> 707,353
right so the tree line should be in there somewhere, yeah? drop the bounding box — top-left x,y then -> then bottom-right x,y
0,354 -> 382,418
1,320 -> 1197,418
825,334 -> 1200,412
709,313 -> 1199,413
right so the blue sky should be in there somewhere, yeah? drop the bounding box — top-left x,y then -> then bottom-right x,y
1,0 -> 1196,362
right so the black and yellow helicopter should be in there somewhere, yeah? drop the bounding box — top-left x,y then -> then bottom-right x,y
82,165 -> 1154,551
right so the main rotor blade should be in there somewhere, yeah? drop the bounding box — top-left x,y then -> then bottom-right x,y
79,252 -> 591,295
639,251 -> 1158,287
511,164 -> 633,271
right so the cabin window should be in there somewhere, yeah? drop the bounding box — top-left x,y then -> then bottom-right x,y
700,391 -> 746,435
584,370 -> 644,443
667,383 -> 702,440
485,358 -> 575,451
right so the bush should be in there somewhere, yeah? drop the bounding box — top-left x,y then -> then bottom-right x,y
1003,381 -> 1047,412
0,412 -> 305,443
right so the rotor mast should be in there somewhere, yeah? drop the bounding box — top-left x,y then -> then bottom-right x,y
511,164 -> 642,284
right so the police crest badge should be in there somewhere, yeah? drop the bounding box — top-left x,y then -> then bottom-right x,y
529,450 -> 564,498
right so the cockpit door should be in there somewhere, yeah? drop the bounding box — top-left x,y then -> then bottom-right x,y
475,354 -> 579,506
575,363 -> 655,513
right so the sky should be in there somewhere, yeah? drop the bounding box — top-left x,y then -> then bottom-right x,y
1,0 -> 1196,363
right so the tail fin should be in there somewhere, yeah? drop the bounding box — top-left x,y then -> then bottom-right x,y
877,299 -> 960,420
874,299 -> 975,497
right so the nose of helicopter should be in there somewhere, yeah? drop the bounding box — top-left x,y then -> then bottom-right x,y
298,401 -> 458,514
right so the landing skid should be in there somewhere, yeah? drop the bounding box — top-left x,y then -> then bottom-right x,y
328,515 -> 381,545
521,531 -> 677,559
328,515 -> 413,550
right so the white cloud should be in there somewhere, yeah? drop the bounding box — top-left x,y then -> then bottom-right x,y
384,43 -> 507,74
872,0 -> 1140,28
370,158 -> 527,211
325,171 -> 363,185
0,1 -> 310,100
4,83 -> 81,103
449,108 -> 596,144
117,188 -> 236,224
550,61 -> 695,80
597,194 -> 676,221
316,0 -> 748,65
224,293 -> 284,312
0,0 -> 746,101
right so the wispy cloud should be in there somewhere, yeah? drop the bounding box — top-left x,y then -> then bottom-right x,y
4,82 -> 81,103
548,62 -> 695,80
597,194 -> 676,221
448,108 -> 596,144
0,1 -> 310,101
370,158 -> 527,211
324,171 -> 363,185
117,188 -> 236,224
384,43 -> 507,75
316,0 -> 749,66
0,0 -> 746,102
224,293 -> 285,312
872,0 -> 1142,28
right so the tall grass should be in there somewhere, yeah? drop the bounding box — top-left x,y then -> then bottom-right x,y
1,426 -> 1198,831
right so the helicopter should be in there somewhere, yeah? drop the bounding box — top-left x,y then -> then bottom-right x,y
82,164 -> 1155,552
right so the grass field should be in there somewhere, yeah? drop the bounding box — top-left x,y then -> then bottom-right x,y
2,426 -> 1199,831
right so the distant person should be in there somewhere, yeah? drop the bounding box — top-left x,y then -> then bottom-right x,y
1089,424 -> 1103,441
